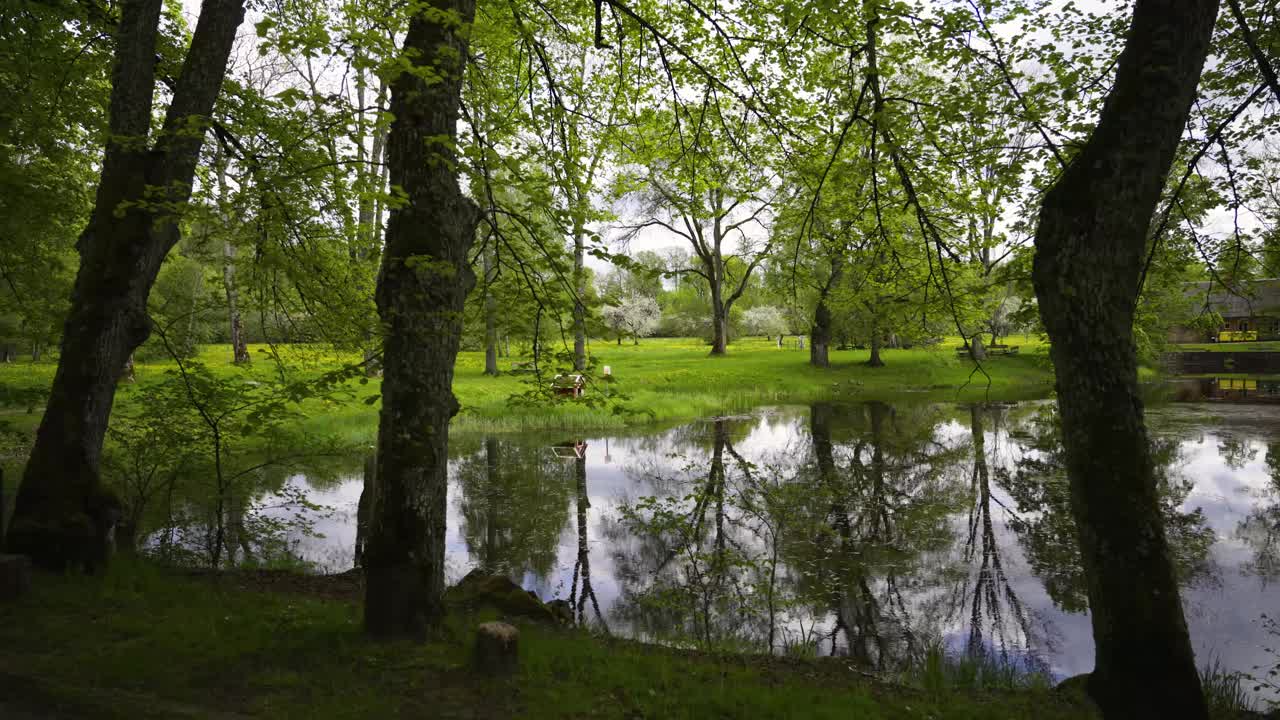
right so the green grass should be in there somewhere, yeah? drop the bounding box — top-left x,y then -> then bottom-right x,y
0,336 -> 1057,444
0,560 -> 1099,719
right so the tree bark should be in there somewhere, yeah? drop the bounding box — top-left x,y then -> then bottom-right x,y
215,154 -> 249,364
866,323 -> 883,368
1030,2 -> 1218,717
483,246 -> 499,376
6,0 -> 245,570
362,0 -> 479,640
810,299 -> 832,368
709,280 -> 728,355
573,222 -> 587,371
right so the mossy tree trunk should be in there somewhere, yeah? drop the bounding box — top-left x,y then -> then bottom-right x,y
362,0 -> 479,640
810,255 -> 843,368
7,0 -> 245,570
1030,2 -> 1218,716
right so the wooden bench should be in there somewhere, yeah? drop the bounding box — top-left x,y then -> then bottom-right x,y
956,344 -> 1021,357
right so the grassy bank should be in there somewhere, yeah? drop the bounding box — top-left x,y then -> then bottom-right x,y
0,336 -> 1055,443
0,560 -> 1097,719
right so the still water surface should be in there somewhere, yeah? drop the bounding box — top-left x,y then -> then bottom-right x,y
267,399 -> 1280,686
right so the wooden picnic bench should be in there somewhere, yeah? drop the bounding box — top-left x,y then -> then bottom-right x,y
552,373 -> 586,398
956,344 -> 1020,357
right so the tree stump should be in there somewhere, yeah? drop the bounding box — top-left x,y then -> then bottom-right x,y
474,621 -> 519,677
0,554 -> 32,601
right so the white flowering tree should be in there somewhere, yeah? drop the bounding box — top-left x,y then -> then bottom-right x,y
740,306 -> 790,341
602,292 -> 661,345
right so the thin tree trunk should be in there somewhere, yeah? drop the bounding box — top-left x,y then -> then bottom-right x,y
483,247 -> 499,376
215,154 -> 249,364
224,239 -> 249,363
363,0 -> 479,639
573,222 -> 587,371
1030,2 -> 1218,716
6,0 -> 244,570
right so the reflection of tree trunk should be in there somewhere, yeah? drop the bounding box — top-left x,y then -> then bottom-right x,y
482,436 -> 501,572
867,402 -> 889,539
961,405 -> 1032,662
1029,5 -> 1217,717
814,404 -> 889,666
227,493 -> 251,566
354,453 -> 374,568
362,0 -> 479,639
572,452 -> 592,622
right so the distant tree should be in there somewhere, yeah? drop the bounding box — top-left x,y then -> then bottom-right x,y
740,306 -> 789,341
602,293 -> 660,345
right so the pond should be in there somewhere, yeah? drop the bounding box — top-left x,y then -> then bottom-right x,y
262,398 -> 1280,689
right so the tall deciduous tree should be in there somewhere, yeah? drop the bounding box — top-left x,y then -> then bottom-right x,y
361,0 -> 479,639
7,0 -> 246,570
1030,1 -> 1219,716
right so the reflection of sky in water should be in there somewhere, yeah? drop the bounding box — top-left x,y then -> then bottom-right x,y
263,402 -> 1280,692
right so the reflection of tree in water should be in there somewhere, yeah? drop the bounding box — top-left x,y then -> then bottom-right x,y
944,404 -> 1043,673
1237,442 -> 1280,582
798,402 -> 958,668
569,449 -> 608,628
608,417 -> 775,648
453,436 -> 571,580
1218,434 -> 1260,471
1003,405 -> 1215,613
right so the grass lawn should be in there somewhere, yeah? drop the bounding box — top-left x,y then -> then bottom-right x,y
0,560 -> 1099,720
0,336 -> 1056,444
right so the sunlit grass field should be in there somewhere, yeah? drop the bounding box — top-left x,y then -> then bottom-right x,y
0,335 -> 1056,444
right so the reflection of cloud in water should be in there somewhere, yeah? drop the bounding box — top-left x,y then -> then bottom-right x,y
266,401 -> 1280,697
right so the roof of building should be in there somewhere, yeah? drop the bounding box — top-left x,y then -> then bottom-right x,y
1186,278 -> 1280,318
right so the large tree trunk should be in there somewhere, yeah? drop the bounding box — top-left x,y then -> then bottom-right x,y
362,0 -> 479,640
866,322 -> 883,368
6,0 -> 245,570
709,282 -> 728,355
810,298 -> 833,368
1030,2 -> 1218,717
